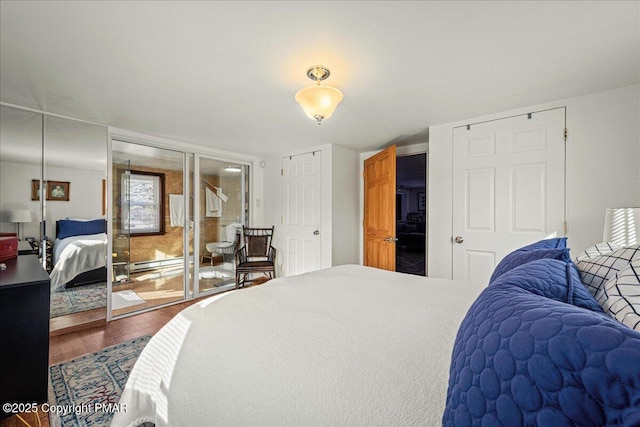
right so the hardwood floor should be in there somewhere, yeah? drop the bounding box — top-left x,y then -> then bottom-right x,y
50,306 -> 106,336
48,299 -> 199,365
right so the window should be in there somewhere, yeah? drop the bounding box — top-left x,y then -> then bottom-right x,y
122,171 -> 165,235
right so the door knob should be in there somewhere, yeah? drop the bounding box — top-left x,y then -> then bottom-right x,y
454,236 -> 464,244
384,236 -> 399,242
313,230 -> 320,235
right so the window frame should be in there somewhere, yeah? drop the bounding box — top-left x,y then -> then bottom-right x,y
123,170 -> 166,236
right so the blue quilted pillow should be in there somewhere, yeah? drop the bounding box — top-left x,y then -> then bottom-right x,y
489,248 -> 572,284
490,259 -> 603,313
443,284 -> 640,426
518,237 -> 567,251
57,219 -> 106,240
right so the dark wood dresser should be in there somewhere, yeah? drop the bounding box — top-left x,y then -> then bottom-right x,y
0,255 -> 50,418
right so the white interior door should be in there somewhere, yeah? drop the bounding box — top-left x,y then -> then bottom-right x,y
452,108 -> 566,284
282,151 -> 322,276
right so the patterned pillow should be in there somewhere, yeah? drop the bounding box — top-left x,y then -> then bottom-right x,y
575,242 -> 621,262
575,245 -> 640,296
595,260 -> 640,331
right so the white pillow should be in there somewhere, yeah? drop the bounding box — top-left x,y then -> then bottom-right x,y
575,242 -> 621,261
595,259 -> 640,331
575,244 -> 640,296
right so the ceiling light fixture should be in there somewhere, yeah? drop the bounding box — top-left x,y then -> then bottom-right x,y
295,65 -> 343,125
224,166 -> 242,173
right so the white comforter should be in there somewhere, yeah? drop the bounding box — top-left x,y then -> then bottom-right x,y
49,233 -> 107,291
112,264 -> 484,427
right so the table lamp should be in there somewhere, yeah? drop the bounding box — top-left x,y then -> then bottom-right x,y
0,209 -> 32,240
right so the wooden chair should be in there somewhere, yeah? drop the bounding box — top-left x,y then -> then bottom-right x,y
235,226 -> 276,288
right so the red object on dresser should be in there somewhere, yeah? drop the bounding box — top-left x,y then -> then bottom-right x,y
0,234 -> 19,261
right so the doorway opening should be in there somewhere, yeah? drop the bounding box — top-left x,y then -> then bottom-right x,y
396,153 -> 426,276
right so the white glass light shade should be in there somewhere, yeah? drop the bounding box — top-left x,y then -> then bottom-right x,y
295,84 -> 343,122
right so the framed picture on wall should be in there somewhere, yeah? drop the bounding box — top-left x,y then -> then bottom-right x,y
47,181 -> 70,201
31,179 -> 42,201
418,192 -> 426,211
31,180 -> 70,201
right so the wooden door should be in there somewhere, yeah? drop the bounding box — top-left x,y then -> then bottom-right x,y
364,145 -> 397,270
452,108 -> 566,284
282,151 -> 322,276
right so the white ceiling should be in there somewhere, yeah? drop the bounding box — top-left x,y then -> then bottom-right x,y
1,1 -> 638,157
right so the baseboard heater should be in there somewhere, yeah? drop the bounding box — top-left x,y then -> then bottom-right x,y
128,256 -> 194,273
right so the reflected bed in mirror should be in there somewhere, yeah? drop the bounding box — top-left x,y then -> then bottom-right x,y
49,219 -> 108,319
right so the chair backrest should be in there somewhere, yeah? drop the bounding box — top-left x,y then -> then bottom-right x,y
243,226 -> 274,258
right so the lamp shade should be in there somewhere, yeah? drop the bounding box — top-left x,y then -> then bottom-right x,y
295,84 -> 343,122
0,209 -> 32,223
603,207 -> 640,246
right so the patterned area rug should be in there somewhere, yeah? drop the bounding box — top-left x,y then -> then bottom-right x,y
49,335 -> 151,427
50,282 -> 107,318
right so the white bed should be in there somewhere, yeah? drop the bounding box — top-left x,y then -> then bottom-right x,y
112,264 -> 483,427
49,232 -> 107,291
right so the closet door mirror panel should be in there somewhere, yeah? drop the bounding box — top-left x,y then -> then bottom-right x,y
0,105 -> 43,244
44,115 -> 108,321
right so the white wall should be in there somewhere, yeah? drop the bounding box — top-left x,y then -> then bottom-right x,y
429,85 -> 640,279
0,161 -> 105,238
262,151 -> 285,276
331,144 -> 360,266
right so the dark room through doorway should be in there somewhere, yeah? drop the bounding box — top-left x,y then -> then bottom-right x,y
396,153 -> 427,276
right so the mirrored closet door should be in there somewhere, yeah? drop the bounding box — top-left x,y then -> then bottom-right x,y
0,105 -> 109,333
0,106 -> 43,245
45,116 -> 108,331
